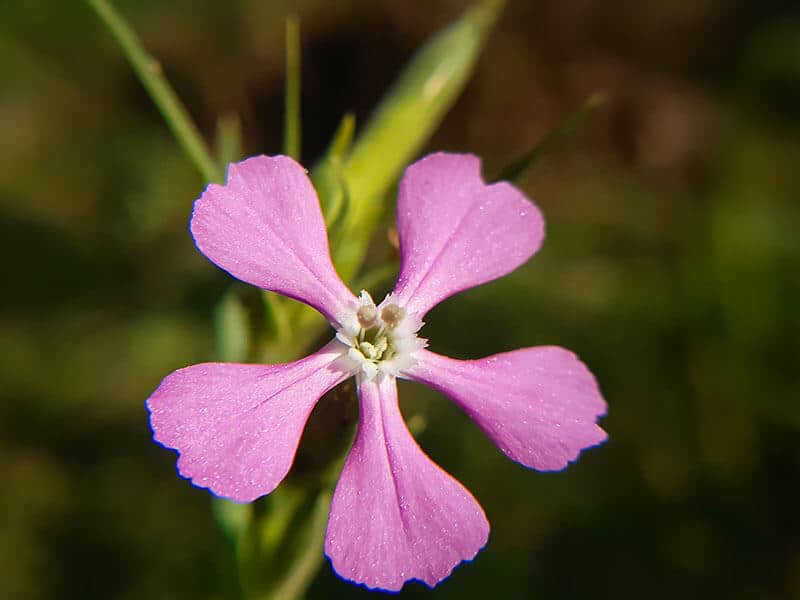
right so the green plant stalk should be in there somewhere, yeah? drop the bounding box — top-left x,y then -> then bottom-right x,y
95,2 -> 504,596
496,92 -> 608,182
86,0 -> 223,183
351,261 -> 400,293
284,16 -> 302,161
269,113 -> 358,363
90,3 -> 334,597
313,113 -> 356,226
265,490 -> 332,600
217,112 -> 243,168
334,0 -> 504,282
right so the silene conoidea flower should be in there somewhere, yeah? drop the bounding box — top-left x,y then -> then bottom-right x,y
147,152 -> 607,591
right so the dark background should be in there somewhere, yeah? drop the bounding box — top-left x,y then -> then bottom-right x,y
2,0 -> 799,598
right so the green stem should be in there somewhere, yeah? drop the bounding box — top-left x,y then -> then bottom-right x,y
351,261 -> 400,293
216,112 -> 243,168
260,291 -> 294,352
283,16 -> 302,160
86,0 -> 223,183
495,92 -> 608,182
265,491 -> 332,600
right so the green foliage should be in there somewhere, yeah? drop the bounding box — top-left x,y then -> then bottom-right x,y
87,1 -> 507,596
334,0 -> 504,282
495,92 -> 607,181
86,0 -> 223,183
214,288 -> 251,363
4,1 -> 800,599
216,113 -> 243,168
313,113 -> 356,230
283,15 -> 302,161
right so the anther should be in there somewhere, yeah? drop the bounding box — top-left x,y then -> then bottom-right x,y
380,304 -> 404,328
357,304 -> 378,328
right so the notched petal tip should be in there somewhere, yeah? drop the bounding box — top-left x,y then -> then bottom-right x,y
146,347 -> 351,503
325,377 -> 489,591
532,424 -> 609,473
188,154 -> 355,326
326,536 -> 488,593
405,346 -> 608,473
392,152 -> 545,316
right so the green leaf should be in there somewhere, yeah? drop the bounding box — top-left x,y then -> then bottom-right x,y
320,113 -> 357,165
86,0 -> 223,183
334,0 -> 504,281
260,113 -> 358,362
283,15 -> 302,160
213,288 -> 251,362
266,490 -> 331,600
261,290 -> 290,360
216,112 -> 243,169
259,486 -> 306,554
211,497 -> 253,547
495,92 -> 607,182
350,261 -> 400,294
312,113 -> 356,227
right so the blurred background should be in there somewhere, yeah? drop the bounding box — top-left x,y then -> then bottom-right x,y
2,0 -> 799,598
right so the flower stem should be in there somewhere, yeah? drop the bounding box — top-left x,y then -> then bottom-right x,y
86,0 -> 223,183
283,15 -> 302,161
264,490 -> 331,600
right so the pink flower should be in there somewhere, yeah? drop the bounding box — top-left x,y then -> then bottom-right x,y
147,153 -> 607,591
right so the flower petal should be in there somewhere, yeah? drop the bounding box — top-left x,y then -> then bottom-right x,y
146,341 -> 352,502
406,348 -> 607,471
325,376 -> 488,591
190,155 -> 356,327
392,153 -> 544,317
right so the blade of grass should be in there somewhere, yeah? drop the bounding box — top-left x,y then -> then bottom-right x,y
333,0 -> 505,282
350,261 -> 400,293
321,113 -> 356,164
265,490 -> 331,600
269,114 -> 356,356
213,287 -> 251,362
261,290 -> 292,350
86,0 -> 222,183
283,15 -> 302,160
495,92 -> 607,182
212,498 -> 253,547
216,112 -> 243,169
343,0 -> 503,209
312,113 -> 356,225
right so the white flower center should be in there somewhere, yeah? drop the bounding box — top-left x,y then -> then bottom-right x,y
337,291 -> 426,380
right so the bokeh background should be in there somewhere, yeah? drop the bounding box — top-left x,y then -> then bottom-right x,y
2,0 -> 799,598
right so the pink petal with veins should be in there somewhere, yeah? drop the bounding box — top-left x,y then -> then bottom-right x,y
190,155 -> 355,327
325,376 -> 488,591
147,341 -> 352,502
392,153 -> 544,317
406,347 -> 607,471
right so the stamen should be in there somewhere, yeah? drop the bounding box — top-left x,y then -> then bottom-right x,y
381,304 -> 404,328
340,291 -> 424,380
357,304 -> 378,328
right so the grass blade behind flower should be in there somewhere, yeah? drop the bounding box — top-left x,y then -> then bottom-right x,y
283,15 -> 302,161
333,0 -> 505,281
86,0 -> 223,183
496,92 -> 608,182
